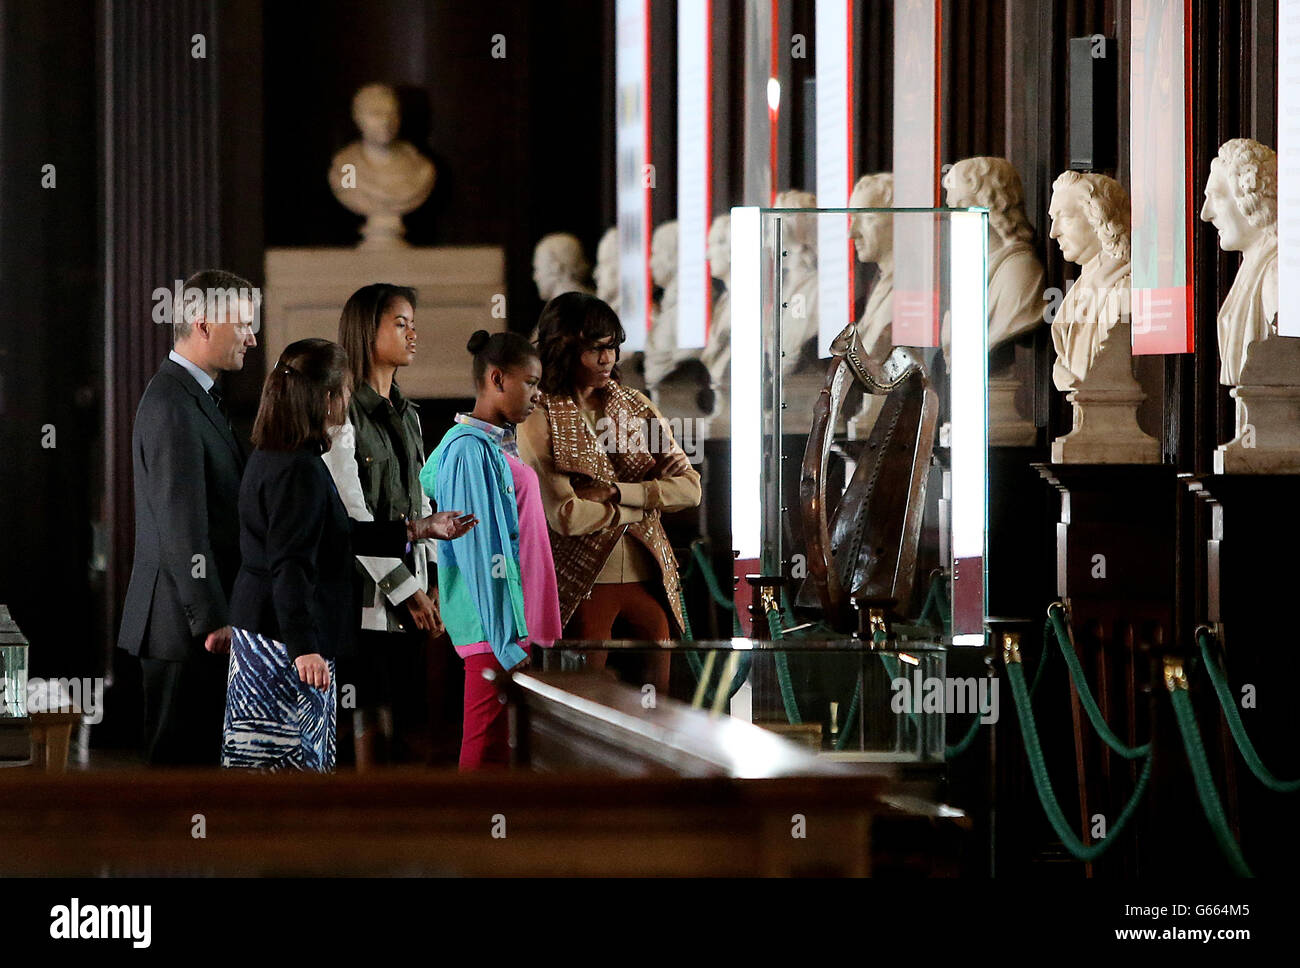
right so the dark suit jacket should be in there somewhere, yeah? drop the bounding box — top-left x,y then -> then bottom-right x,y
228,447 -> 408,660
117,359 -> 246,661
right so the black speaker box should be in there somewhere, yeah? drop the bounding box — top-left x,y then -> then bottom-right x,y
1068,36 -> 1118,171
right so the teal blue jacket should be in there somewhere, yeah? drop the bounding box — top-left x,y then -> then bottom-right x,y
420,423 -> 528,669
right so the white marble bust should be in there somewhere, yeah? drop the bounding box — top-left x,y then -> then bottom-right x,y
1200,138 -> 1279,387
701,214 -> 731,381
774,190 -> 820,376
329,84 -> 436,247
849,173 -> 894,361
533,232 -> 594,303
942,157 -> 1046,350
593,226 -> 619,307
644,220 -> 680,388
1047,171 -> 1132,390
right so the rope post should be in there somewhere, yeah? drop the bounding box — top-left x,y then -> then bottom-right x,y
983,616 -> 1031,876
744,575 -> 788,641
1163,655 -> 1253,877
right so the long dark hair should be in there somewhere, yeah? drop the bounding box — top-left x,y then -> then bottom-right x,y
467,329 -> 539,386
251,338 -> 351,454
535,291 -> 625,396
337,283 -> 418,390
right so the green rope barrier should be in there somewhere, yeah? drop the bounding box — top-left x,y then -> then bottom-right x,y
1165,662 -> 1254,877
689,542 -> 743,636
944,711 -> 984,759
1006,652 -> 1153,862
678,583 -> 750,706
766,604 -> 804,726
918,573 -> 952,630
1047,604 -> 1150,760
1196,630 -> 1300,794
833,678 -> 861,751
677,587 -> 695,642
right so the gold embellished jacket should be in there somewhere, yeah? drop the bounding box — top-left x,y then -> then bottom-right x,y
517,381 -> 701,635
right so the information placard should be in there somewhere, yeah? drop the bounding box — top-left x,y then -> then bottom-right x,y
1130,0 -> 1195,354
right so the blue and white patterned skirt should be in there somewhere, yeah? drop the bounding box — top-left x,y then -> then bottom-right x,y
222,628 -> 336,772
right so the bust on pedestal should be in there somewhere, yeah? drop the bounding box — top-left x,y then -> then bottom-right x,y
847,173 -> 894,439
1203,139 -> 1296,473
773,190 -> 820,378
593,227 -> 619,307
700,214 -> 732,438
943,157 -> 1046,446
272,84 -> 500,398
534,233 -> 595,303
329,84 -> 436,249
644,220 -> 680,392
644,220 -> 706,417
1046,170 -> 1158,464
773,191 -> 828,433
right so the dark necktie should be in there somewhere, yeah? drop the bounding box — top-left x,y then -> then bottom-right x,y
209,385 -> 246,464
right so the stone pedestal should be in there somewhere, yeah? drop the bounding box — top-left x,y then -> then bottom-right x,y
263,246 -> 505,398
698,381 -> 730,440
988,368 -> 1037,447
1051,322 -> 1159,464
1183,473 -> 1300,875
1214,335 -> 1300,474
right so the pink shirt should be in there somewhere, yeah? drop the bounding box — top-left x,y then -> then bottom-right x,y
454,452 -> 563,660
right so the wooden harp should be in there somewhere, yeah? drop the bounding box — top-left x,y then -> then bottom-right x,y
798,323 -> 940,632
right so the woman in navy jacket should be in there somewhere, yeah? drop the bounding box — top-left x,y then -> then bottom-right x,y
224,338 -> 473,771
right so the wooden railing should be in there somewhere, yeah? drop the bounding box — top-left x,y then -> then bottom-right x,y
0,671 -> 910,876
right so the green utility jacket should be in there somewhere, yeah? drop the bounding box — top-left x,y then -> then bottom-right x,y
322,380 -> 434,633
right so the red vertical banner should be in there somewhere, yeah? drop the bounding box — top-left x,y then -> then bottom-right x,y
892,0 -> 942,347
1130,0 -> 1195,354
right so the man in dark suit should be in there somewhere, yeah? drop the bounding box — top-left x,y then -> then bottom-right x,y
117,269 -> 259,765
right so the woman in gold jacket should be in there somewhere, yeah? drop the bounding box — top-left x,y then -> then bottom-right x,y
518,292 -> 701,692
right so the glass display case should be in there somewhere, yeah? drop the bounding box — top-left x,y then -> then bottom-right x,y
728,206 -> 990,643
0,605 -> 31,765
0,606 -> 28,720
542,207 -> 990,770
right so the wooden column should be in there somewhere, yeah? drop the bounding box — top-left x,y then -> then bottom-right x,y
102,0 -> 223,665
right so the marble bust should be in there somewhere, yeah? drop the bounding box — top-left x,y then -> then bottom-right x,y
942,157 -> 1046,350
700,214 -> 732,382
774,190 -> 821,375
329,84 -> 436,248
1200,138 -> 1279,387
1047,171 -> 1132,390
593,226 -> 619,307
849,173 -> 895,361
533,233 -> 595,303
644,220 -> 680,389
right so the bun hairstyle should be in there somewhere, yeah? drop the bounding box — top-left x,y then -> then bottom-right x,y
251,337 -> 352,454
467,329 -> 540,387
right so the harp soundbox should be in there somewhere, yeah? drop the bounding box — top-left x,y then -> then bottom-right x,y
798,323 -> 940,633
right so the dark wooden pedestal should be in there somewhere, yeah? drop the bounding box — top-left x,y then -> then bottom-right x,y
1033,463 -> 1180,876
1182,474 -> 1300,876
